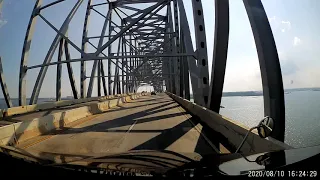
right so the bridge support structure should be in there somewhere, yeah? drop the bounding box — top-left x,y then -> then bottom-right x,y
8,0 -> 285,142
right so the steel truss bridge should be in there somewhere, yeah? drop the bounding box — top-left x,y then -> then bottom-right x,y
0,0 -> 287,159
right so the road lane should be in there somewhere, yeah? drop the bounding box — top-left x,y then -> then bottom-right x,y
16,94 -> 217,160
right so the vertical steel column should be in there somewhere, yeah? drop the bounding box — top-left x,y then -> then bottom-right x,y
164,21 -> 172,93
64,41 -> 79,99
98,60 -> 101,96
19,0 -> 42,106
30,0 -> 83,104
177,0 -> 204,106
80,0 -> 92,99
113,36 -> 122,95
112,62 -> 117,95
167,3 -> 176,94
101,61 -> 108,96
108,5 -> 113,95
191,0 -> 210,104
173,0 -> 181,97
134,38 -> 138,92
121,27 -> 125,94
244,0 -> 285,142
208,0 -> 229,113
56,38 -> 64,101
181,31 -> 190,100
0,57 -> 13,108
124,37 -> 129,93
87,8 -> 111,97
129,35 -> 133,93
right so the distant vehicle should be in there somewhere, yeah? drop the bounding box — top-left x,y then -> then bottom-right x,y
151,91 -> 156,95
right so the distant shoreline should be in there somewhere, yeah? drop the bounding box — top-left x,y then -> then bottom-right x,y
1,87 -> 320,99
189,87 -> 320,98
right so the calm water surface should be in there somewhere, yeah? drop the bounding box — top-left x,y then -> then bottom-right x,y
191,91 -> 320,148
219,91 -> 320,148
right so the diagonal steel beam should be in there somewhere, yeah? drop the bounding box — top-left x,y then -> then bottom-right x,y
30,0 -> 83,104
64,41 -> 79,99
93,0 -> 165,56
38,14 -> 84,55
86,40 -> 131,73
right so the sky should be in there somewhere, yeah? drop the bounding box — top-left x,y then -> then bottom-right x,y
0,0 -> 320,98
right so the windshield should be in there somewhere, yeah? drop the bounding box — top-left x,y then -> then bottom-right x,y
0,0 -> 319,177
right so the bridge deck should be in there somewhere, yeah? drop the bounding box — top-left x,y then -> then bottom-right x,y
16,94 -> 217,160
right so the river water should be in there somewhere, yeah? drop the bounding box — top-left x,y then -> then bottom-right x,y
219,91 -> 320,148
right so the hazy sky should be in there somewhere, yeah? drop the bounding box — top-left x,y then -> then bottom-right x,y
0,0 -> 320,98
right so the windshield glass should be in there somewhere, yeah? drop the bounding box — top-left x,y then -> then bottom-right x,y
0,0 -> 319,177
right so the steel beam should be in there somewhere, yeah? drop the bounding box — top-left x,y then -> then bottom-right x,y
64,41 -> 79,99
56,38 -> 64,101
39,0 -> 65,11
97,59 -> 101,96
191,0 -> 210,104
244,0 -> 285,142
19,0 -> 42,106
80,0 -> 92,99
87,8 -> 112,97
100,61 -> 108,96
108,6 -> 113,95
94,0 -> 165,56
86,40 -> 131,74
91,2 -> 108,7
27,53 -> 194,70
208,0 -> 229,113
121,23 -> 125,94
177,0 -> 204,106
0,57 -> 13,108
38,14 -> 84,55
30,0 -> 83,104
173,0 -> 181,96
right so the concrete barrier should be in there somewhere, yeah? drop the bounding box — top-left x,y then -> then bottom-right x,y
5,106 -> 28,117
54,100 -> 73,107
0,125 -> 15,146
0,93 -> 142,146
34,102 -> 56,111
109,99 -> 118,108
1,94 -> 135,117
166,92 -> 291,153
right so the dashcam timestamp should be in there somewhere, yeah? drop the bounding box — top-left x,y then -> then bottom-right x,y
248,170 -> 317,178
